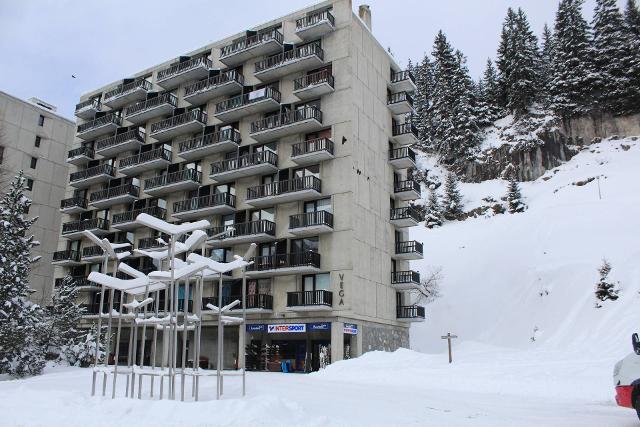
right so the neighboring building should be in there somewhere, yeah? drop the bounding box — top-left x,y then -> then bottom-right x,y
0,91 -> 75,305
54,0 -> 424,371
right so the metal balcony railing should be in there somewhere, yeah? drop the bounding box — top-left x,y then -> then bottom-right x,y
293,69 -> 334,91
247,251 -> 320,272
392,123 -> 419,138
207,219 -> 275,240
395,240 -> 423,255
52,249 -> 80,263
138,237 -> 164,250
173,193 -> 236,214
250,106 -> 322,134
287,290 -> 332,307
255,43 -> 324,73
103,80 -> 152,102
67,146 -> 94,160
61,218 -> 110,235
391,270 -> 420,284
157,56 -> 212,83
184,70 -> 244,97
55,276 -> 93,288
125,93 -> 177,116
178,128 -> 241,154
75,98 -> 100,112
210,294 -> 273,310
389,147 -> 416,162
112,206 -> 166,226
77,113 -> 121,134
296,9 -> 335,30
394,179 -> 420,194
291,137 -> 334,157
144,169 -> 201,191
119,148 -> 171,169
388,92 -> 414,107
210,151 -> 277,175
60,196 -> 87,210
246,175 -> 321,200
82,301 -> 121,315
289,210 -> 333,229
390,206 -> 422,222
150,110 -> 207,134
215,87 -> 281,114
397,305 -> 425,319
391,70 -> 416,85
82,245 -> 105,258
69,164 -> 115,183
220,29 -> 283,58
95,129 -> 144,152
89,184 -> 139,203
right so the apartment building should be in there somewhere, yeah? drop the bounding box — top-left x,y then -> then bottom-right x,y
54,0 -> 424,371
0,91 -> 75,305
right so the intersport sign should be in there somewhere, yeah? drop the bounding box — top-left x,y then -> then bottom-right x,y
267,324 -> 306,333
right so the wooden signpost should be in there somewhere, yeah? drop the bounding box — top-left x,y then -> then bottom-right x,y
441,333 -> 458,363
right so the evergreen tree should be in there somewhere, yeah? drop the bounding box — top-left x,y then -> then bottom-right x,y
506,176 -> 526,213
43,275 -> 85,359
424,188 -> 444,228
0,172 -> 45,377
594,259 -> 619,307
481,58 -> 503,122
625,0 -> 640,40
473,79 -> 494,128
413,53 -> 434,151
441,172 -> 464,219
592,0 -> 640,115
539,24 -> 555,106
496,8 -> 517,109
61,322 -> 105,367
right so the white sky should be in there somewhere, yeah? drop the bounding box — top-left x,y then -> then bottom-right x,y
0,0 -> 621,119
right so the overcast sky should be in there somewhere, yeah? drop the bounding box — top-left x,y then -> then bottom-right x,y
0,0 -> 621,119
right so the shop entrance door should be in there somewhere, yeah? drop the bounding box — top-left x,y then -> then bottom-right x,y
311,340 -> 331,371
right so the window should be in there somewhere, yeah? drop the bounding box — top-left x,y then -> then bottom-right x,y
303,273 -> 330,292
34,136 -> 41,147
291,236 -> 318,253
38,115 -> 45,126
304,198 -> 331,213
0,146 -> 4,164
30,157 -> 38,169
25,178 -> 34,191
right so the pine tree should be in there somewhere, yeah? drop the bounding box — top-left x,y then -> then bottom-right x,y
506,176 -> 526,213
442,172 -> 464,219
625,0 -> 640,40
481,59 -> 502,122
473,79 -> 494,128
594,259 -> 619,307
0,172 -> 45,377
592,0 -> 640,115
539,24 -> 555,106
61,322 -> 105,367
413,53 -> 434,151
43,275 -> 86,360
424,188 -> 444,228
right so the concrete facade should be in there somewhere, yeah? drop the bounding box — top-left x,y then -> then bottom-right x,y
55,0 -> 424,369
0,91 -> 75,305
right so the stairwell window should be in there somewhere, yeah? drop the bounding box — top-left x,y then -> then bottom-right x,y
38,115 -> 45,126
35,136 -> 41,147
30,157 -> 38,169
25,178 -> 34,191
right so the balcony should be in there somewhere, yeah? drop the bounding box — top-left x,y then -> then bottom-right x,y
389,70 -> 417,93
60,196 -> 88,214
214,87 -> 281,122
112,206 -> 166,231
287,290 -> 332,311
124,93 -> 177,125
288,211 -> 333,236
119,148 -> 172,176
76,113 -> 121,140
254,43 -> 325,81
66,146 -> 94,166
207,220 -> 275,247
82,301 -> 122,316
291,137 -> 334,165
156,56 -> 212,90
51,250 -> 82,266
246,176 -> 321,207
390,206 -> 422,228
138,237 -> 165,251
295,9 -> 335,40
69,164 -> 116,189
54,276 -> 96,289
219,29 -> 284,67
391,271 -> 421,291
246,251 -> 321,278
184,70 -> 244,105
391,123 -> 419,145
81,245 -> 105,262
75,98 -> 101,120
143,169 -> 201,196
89,184 -> 139,209
396,305 -> 426,322
393,240 -> 424,261
250,106 -> 323,142
150,110 -> 207,141
95,129 -> 144,158
387,92 -> 415,115
207,294 -> 273,313
172,193 -> 236,220
103,80 -> 152,108
394,180 -> 421,201
178,128 -> 241,161
293,70 -> 335,100
209,151 -> 278,183
389,147 -> 416,169
61,218 -> 110,239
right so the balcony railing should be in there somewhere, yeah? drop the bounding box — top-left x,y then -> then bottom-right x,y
389,147 -> 416,162
75,98 -> 100,113
157,56 -> 211,83
61,218 -> 110,235
178,128 -> 241,154
69,164 -> 115,183
55,276 -> 93,288
390,206 -> 422,223
248,251 -> 320,272
391,70 -> 416,85
60,196 -> 87,210
391,271 -> 420,285
394,179 -> 420,194
77,113 -> 121,134
392,123 -> 419,139
82,301 -> 121,315
210,151 -> 277,175
103,80 -> 152,103
293,69 -> 335,91
125,93 -> 177,116
246,176 -> 321,201
289,211 -> 333,230
112,206 -> 166,226
138,237 -> 164,250
173,193 -> 236,215
395,240 -> 423,256
184,70 -> 244,97
220,29 -> 283,59
119,148 -> 172,169
67,146 -> 94,160
144,169 -> 201,191
150,109 -> 207,134
388,92 -> 414,107
215,87 -> 281,114
207,219 -> 275,240
287,290 -> 332,307
255,43 -> 324,73
292,137 -> 334,157
52,249 -> 80,263
95,129 -> 144,152
212,294 -> 273,311
82,245 -> 105,258
397,305 -> 425,319
250,106 -> 322,134
296,9 -> 335,30
89,184 -> 139,203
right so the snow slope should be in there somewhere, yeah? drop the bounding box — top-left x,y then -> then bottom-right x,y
411,138 -> 640,355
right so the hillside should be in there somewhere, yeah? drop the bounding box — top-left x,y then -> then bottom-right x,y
410,137 -> 640,356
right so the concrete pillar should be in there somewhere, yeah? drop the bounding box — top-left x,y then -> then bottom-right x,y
330,321 -> 344,364
355,325 -> 363,357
